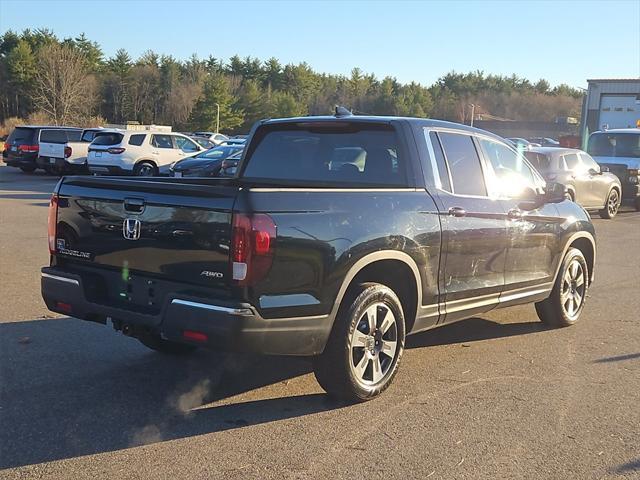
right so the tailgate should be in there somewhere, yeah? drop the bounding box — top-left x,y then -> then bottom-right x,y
54,177 -> 239,290
39,141 -> 65,160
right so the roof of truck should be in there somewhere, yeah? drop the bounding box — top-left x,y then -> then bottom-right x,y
261,115 -> 505,141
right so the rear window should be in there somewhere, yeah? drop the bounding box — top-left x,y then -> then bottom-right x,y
92,132 -> 124,146
7,127 -> 35,144
524,152 -> 552,172
128,134 -> 146,146
242,124 -> 407,187
587,132 -> 640,158
40,129 -> 81,143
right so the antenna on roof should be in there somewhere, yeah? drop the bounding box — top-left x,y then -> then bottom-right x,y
334,105 -> 353,118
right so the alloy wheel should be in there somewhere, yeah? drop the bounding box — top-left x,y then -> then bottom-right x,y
349,302 -> 398,386
561,259 -> 585,319
607,190 -> 619,217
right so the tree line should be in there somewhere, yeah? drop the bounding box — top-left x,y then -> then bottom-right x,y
0,29 -> 584,134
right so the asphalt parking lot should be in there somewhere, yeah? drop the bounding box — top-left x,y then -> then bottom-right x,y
0,164 -> 638,479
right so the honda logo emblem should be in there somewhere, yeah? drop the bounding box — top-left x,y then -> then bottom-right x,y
122,218 -> 141,240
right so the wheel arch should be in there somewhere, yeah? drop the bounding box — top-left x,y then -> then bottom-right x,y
561,232 -> 596,285
329,251 -> 422,334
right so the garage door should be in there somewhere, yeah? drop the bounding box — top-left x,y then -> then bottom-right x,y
599,94 -> 640,130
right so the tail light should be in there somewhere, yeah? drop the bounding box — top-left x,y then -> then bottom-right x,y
107,147 -> 125,154
231,213 -> 276,286
3,142 -> 8,151
64,146 -> 72,158
19,144 -> 39,153
48,194 -> 59,254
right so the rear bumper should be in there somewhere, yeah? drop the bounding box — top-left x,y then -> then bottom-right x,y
36,156 -> 88,173
41,267 -> 332,356
4,153 -> 38,168
87,165 -> 130,175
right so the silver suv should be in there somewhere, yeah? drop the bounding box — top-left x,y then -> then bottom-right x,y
525,147 -> 622,219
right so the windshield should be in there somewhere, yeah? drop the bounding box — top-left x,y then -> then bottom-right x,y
587,132 -> 640,158
242,123 -> 406,186
196,145 -> 243,160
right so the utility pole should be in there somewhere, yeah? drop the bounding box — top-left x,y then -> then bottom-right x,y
469,104 -> 476,127
215,103 -> 220,133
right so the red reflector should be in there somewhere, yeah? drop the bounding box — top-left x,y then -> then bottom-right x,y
183,330 -> 208,342
56,302 -> 72,313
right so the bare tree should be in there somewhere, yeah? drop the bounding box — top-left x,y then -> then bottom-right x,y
32,44 -> 96,125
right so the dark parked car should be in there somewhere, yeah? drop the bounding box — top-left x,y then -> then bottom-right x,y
170,144 -> 244,177
42,112 -> 596,402
586,129 -> 640,211
525,147 -> 622,218
3,125 -> 81,173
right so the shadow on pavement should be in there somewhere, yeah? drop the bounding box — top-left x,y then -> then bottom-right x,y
613,458 -> 640,473
1,314 -> 549,469
594,352 -> 640,363
0,317 -> 339,469
407,317 -> 549,349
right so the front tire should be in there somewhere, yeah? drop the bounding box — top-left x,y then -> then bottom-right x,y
599,188 -> 620,219
535,248 -> 588,327
138,334 -> 198,355
133,161 -> 158,177
313,283 -> 405,402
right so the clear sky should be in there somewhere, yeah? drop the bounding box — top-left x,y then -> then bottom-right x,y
1,0 -> 639,88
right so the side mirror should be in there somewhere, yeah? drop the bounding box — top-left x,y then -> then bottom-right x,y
516,186 -> 541,211
588,167 -> 600,176
544,181 -> 567,204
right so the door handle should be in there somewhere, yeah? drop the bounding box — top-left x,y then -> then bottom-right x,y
507,208 -> 523,220
448,206 -> 467,217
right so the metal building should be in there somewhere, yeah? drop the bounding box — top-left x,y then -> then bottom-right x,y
581,79 -> 640,142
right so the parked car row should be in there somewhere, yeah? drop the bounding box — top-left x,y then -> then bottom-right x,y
2,123 -> 638,215
2,125 -> 246,177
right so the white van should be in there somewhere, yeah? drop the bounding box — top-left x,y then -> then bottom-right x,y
87,130 -> 204,176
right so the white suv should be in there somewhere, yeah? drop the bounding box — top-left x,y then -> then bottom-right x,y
87,130 -> 204,176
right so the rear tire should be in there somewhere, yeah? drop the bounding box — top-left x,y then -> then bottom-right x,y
535,248 -> 588,327
133,161 -> 158,177
138,334 -> 198,355
313,283 -> 405,402
20,166 -> 36,173
599,188 -> 620,219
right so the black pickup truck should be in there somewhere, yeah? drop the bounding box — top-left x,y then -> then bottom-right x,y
42,112 -> 596,401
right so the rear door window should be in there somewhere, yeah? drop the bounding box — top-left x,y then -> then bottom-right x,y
563,153 -> 580,170
427,131 -> 452,191
174,135 -> 200,153
438,132 -> 486,196
151,134 -> 173,149
128,134 -> 146,146
243,124 -> 407,187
